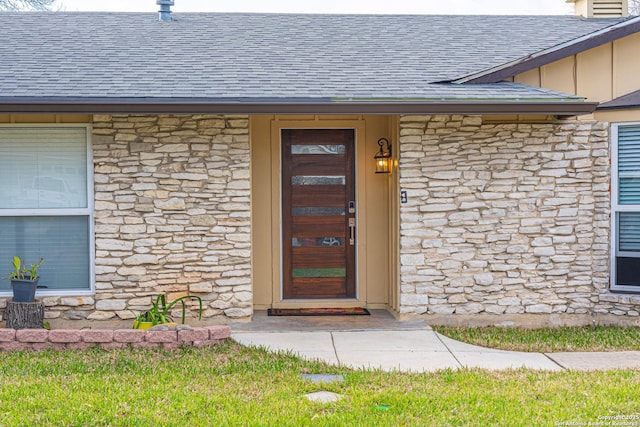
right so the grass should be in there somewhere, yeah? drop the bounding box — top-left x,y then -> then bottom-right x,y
433,325 -> 640,353
0,341 -> 639,426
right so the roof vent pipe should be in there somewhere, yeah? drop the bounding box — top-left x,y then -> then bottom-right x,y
157,0 -> 174,21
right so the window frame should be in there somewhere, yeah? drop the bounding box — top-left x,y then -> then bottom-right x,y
610,122 -> 640,292
0,124 -> 95,296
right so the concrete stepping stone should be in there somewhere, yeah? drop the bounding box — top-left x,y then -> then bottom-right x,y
304,391 -> 343,403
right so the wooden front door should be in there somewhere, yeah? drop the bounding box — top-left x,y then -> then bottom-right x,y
281,129 -> 356,299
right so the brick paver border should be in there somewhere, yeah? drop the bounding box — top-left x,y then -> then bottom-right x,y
0,325 -> 230,351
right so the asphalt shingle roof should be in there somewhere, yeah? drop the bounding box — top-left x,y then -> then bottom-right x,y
598,89 -> 640,109
0,12 -> 627,101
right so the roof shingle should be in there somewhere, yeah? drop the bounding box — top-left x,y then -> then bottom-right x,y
0,12 -> 626,101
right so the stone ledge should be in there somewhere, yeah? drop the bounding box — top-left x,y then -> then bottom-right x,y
16,329 -> 49,343
0,328 -> 16,342
0,326 -> 230,352
145,330 -> 177,343
113,329 -> 146,343
49,329 -> 82,343
178,328 -> 209,343
82,329 -> 114,343
206,325 -> 231,340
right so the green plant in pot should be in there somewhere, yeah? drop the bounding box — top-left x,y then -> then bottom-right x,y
3,256 -> 43,303
133,293 -> 203,330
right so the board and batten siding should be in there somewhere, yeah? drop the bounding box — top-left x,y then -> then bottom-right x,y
512,32 -> 640,108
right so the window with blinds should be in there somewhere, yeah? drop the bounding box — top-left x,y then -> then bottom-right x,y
613,124 -> 640,290
0,127 -> 92,293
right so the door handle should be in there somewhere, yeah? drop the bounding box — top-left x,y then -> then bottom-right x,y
349,218 -> 355,246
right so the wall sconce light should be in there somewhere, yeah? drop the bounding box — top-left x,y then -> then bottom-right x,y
374,138 -> 392,174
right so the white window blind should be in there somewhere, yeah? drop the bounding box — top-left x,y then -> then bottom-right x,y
619,212 -> 640,252
0,126 -> 92,293
0,127 -> 87,209
613,124 -> 640,290
618,125 -> 640,205
0,217 -> 90,291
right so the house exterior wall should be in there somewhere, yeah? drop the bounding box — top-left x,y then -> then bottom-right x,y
6,112 -> 640,326
42,113 -> 252,324
512,32 -> 640,104
596,109 -> 640,123
398,114 -> 640,324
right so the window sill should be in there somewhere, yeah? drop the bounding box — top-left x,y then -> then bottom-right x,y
607,286 -> 640,295
0,289 -> 94,298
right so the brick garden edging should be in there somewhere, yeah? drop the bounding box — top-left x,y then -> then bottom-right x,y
0,325 -> 231,351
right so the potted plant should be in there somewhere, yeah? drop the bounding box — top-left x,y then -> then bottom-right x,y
133,293 -> 203,330
3,256 -> 44,303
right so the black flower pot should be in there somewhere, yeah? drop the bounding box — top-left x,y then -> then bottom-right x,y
11,278 -> 39,303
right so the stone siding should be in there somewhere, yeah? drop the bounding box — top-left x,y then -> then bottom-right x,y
38,114 -> 251,322
398,115 -> 639,320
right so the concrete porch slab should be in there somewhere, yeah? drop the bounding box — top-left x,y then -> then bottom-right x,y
230,310 -> 430,332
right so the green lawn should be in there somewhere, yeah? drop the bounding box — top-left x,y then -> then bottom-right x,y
0,341 -> 639,426
433,325 -> 640,353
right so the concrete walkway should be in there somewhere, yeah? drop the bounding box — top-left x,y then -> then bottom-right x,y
231,311 -> 640,372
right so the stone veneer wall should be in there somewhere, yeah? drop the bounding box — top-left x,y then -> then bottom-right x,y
39,114 -> 251,323
398,115 -> 640,322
